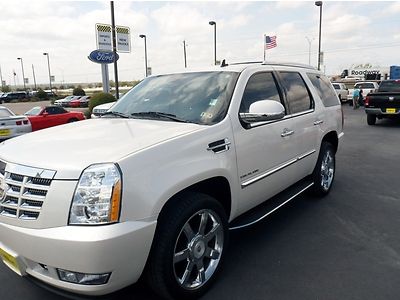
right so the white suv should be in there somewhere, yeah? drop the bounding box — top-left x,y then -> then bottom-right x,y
0,62 -> 343,299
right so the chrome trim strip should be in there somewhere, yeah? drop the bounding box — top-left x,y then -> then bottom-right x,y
5,163 -> 56,179
230,182 -> 314,230
297,149 -> 316,160
241,158 -> 297,188
241,149 -> 316,188
289,109 -> 314,118
338,132 -> 344,139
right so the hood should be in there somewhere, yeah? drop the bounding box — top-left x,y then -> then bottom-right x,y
0,118 -> 203,179
93,102 -> 116,111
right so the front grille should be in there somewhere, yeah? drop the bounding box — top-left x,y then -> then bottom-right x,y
0,166 -> 54,220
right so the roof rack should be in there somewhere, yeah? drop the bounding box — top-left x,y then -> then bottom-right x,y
261,61 -> 316,70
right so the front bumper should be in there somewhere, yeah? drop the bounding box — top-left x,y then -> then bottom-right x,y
0,220 -> 156,295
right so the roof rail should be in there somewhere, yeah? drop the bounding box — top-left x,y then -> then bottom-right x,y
262,61 -> 317,70
228,61 -> 263,66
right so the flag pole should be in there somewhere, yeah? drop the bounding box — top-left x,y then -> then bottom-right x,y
263,34 -> 266,61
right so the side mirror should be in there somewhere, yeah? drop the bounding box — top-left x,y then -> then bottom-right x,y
240,100 -> 285,123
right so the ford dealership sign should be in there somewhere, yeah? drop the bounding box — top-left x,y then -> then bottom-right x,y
88,50 -> 119,64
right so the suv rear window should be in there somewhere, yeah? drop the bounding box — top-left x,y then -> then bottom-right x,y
279,72 -> 313,114
307,73 -> 339,107
378,80 -> 400,92
355,83 -> 375,89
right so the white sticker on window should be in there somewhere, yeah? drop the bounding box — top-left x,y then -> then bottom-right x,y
209,98 -> 218,106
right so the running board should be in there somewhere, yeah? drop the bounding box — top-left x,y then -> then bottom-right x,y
229,178 -> 314,230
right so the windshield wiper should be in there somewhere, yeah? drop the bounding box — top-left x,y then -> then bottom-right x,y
130,111 -> 189,123
101,111 -> 130,118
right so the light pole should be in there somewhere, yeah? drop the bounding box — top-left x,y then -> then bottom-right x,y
209,21 -> 217,65
139,34 -> 148,77
183,40 -> 187,68
110,1 -> 119,99
305,36 -> 314,65
32,64 -> 37,91
43,52 -> 52,92
17,57 -> 26,91
315,1 -> 323,71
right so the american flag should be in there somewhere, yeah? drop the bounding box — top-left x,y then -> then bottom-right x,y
265,35 -> 277,49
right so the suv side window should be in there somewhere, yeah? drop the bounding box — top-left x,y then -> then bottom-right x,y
279,72 -> 313,114
307,73 -> 339,107
239,72 -> 283,113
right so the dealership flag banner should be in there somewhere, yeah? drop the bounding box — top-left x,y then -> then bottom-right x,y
264,35 -> 277,60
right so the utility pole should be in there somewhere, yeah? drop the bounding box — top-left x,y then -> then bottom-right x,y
110,1 -> 119,99
305,36 -> 314,65
0,65 -> 4,90
183,40 -> 187,68
32,64 -> 37,91
17,57 -> 26,91
315,1 -> 323,70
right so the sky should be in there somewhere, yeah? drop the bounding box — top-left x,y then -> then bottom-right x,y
1,0 -> 399,87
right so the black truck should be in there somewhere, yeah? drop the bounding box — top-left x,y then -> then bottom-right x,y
365,80 -> 400,125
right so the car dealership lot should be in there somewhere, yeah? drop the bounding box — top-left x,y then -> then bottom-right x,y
1,105 -> 400,300
1,101 -> 86,115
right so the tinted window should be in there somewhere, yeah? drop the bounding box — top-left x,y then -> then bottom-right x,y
332,84 -> 340,90
307,73 -> 339,107
355,83 -> 375,89
378,81 -> 400,92
112,72 -> 239,125
239,72 -> 282,113
280,72 -> 313,113
45,107 -> 66,115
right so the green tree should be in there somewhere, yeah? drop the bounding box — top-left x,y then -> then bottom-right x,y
88,92 -> 116,114
73,87 -> 86,96
1,85 -> 11,93
36,88 -> 48,99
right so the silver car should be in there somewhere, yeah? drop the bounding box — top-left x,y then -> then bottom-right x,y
0,106 -> 32,140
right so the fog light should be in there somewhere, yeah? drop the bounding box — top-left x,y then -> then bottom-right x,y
57,269 -> 110,285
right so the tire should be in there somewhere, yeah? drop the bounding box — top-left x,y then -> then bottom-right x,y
367,114 -> 376,125
308,142 -> 335,197
145,192 -> 228,300
68,118 -> 78,123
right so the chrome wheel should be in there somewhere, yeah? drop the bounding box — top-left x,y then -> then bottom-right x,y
173,209 -> 224,290
320,150 -> 334,191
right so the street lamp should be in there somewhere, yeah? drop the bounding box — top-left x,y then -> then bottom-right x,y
305,36 -> 314,65
139,34 -> 148,77
209,21 -> 217,65
43,52 -> 52,92
315,1 -> 323,71
17,57 -> 26,91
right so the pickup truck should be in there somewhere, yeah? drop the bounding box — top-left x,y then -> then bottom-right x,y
347,81 -> 379,103
365,80 -> 400,125
0,62 -> 343,299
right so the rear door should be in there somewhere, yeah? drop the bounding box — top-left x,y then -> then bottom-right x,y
276,70 -> 320,178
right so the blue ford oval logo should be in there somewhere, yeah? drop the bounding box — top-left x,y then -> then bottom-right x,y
88,50 -> 119,64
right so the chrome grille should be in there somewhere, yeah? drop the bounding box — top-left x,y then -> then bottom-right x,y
0,163 -> 55,221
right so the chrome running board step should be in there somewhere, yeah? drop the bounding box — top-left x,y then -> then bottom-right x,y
229,178 -> 314,230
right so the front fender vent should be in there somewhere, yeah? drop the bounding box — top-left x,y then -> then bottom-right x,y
207,138 -> 231,154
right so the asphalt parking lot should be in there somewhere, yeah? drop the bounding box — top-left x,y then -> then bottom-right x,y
1,100 -> 87,115
1,104 -> 400,300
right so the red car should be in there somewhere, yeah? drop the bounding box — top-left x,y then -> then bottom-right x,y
24,106 -> 85,131
69,96 -> 91,108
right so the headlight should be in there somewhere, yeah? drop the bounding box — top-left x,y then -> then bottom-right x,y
69,163 -> 122,225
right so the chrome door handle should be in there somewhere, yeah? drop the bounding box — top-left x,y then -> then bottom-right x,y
313,120 -> 324,125
281,129 -> 294,137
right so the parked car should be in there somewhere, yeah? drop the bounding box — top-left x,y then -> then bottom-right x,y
54,95 -> 75,106
0,62 -> 343,299
332,82 -> 349,103
69,96 -> 91,108
0,106 -> 31,140
24,105 -> 85,131
1,92 -> 29,103
91,101 -> 116,118
347,81 -> 379,103
365,79 -> 400,125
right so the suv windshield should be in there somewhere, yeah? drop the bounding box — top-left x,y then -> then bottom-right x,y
110,71 -> 239,125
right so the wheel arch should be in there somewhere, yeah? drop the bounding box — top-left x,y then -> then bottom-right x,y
158,176 -> 232,221
321,131 -> 339,153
